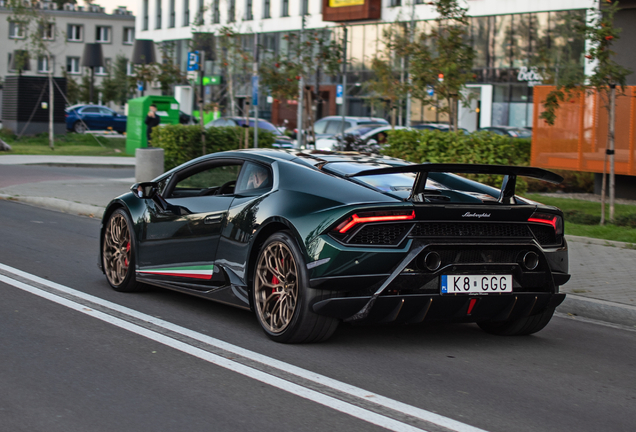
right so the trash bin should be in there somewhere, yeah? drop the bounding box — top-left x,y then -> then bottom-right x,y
125,96 -> 180,155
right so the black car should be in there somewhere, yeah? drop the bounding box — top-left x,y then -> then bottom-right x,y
100,150 -> 569,343
481,126 -> 532,138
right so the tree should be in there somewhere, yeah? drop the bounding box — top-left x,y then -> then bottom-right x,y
259,28 -> 343,136
405,0 -> 475,132
539,0 -> 631,224
156,42 -> 185,96
7,0 -> 62,149
100,55 -> 136,106
217,26 -> 253,117
365,24 -> 410,127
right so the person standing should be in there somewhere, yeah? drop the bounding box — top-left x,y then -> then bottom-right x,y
144,104 -> 160,146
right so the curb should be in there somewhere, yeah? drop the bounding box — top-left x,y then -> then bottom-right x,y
557,294 -> 636,328
0,194 -> 104,219
566,234 -> 636,250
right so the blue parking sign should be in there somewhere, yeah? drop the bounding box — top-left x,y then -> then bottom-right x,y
187,51 -> 200,71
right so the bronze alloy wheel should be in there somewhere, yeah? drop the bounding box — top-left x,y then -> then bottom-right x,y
255,241 -> 299,334
103,211 -> 132,287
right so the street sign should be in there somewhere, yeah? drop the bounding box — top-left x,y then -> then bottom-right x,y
187,71 -> 197,81
427,85 -> 434,97
336,84 -> 343,105
252,75 -> 259,105
137,81 -> 144,91
187,51 -> 200,71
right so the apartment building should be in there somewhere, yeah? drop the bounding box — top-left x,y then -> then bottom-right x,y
0,1 -> 137,109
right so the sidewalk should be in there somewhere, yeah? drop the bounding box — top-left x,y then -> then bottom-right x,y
1,155 -> 635,329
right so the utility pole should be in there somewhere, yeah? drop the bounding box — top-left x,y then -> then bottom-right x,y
405,1 -> 416,128
48,52 -> 53,150
341,26 -> 348,135
199,50 -> 206,154
297,15 -> 306,148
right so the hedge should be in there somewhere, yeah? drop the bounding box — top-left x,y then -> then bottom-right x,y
152,124 -> 276,171
382,129 -> 531,192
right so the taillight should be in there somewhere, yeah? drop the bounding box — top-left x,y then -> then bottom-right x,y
528,212 -> 563,236
335,210 -> 415,234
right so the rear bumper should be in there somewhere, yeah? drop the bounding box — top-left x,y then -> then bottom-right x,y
312,292 -> 566,324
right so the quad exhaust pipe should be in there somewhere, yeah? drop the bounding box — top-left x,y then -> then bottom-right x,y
522,251 -> 539,270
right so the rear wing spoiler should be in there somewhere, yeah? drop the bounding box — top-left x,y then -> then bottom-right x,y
347,163 -> 563,204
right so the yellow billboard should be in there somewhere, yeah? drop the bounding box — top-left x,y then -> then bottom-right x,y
329,0 -> 365,6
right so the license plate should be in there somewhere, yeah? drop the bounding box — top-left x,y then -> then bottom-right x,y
441,275 -> 513,294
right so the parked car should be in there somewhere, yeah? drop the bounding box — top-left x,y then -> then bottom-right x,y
311,116 -> 389,141
480,126 -> 532,138
99,149 -> 569,343
315,125 -> 406,151
65,105 -> 127,134
412,123 -> 468,133
179,111 -> 199,124
206,116 -> 293,147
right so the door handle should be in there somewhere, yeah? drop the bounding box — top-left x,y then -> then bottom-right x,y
204,214 -> 223,225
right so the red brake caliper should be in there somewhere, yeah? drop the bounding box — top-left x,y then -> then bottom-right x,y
124,242 -> 131,266
271,258 -> 283,293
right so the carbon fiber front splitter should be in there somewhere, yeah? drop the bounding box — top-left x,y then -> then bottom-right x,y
312,292 -> 566,324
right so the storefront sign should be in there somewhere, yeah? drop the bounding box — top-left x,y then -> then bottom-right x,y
517,66 -> 543,87
330,0 -> 365,6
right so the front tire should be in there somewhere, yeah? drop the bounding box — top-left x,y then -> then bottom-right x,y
102,209 -> 143,292
477,307 -> 556,336
252,231 -> 339,343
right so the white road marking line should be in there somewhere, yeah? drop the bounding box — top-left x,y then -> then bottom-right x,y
0,262 -> 488,432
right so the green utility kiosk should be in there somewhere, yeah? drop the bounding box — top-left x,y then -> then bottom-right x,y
126,96 -> 180,154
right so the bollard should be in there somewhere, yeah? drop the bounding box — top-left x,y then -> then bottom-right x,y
135,148 -> 164,182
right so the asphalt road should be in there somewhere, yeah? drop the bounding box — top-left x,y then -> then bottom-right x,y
1,199 -> 635,432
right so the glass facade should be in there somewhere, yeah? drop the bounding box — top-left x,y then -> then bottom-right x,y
167,10 -> 586,127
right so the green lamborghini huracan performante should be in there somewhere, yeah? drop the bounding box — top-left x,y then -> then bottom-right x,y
99,149 -> 570,343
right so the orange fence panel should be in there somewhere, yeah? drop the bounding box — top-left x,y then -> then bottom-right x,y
531,85 -> 636,176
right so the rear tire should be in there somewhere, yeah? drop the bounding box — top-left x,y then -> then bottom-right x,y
252,231 -> 339,343
477,307 -> 556,336
73,121 -> 87,134
102,209 -> 144,292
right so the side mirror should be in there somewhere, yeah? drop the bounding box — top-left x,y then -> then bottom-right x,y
131,182 -> 158,199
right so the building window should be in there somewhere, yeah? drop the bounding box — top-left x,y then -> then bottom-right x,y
40,23 -> 54,40
67,57 -> 81,74
123,27 -> 135,44
263,0 -> 270,18
9,22 -> 25,39
156,0 -> 162,29
228,0 -> 235,22
196,0 -> 204,25
183,0 -> 190,26
127,60 -> 135,76
245,0 -> 253,20
38,56 -> 53,73
169,0 -> 176,27
96,26 -> 111,43
212,0 -> 220,23
143,0 -> 149,30
67,25 -> 83,42
301,0 -> 308,15
95,58 -> 111,75
281,0 -> 289,17
390,0 -> 401,6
